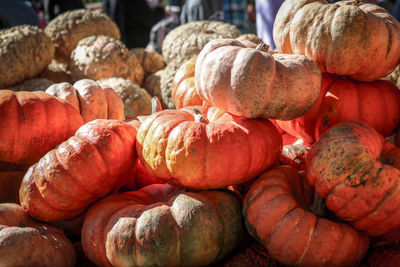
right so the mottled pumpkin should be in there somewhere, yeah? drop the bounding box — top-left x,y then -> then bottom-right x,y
69,35 -> 144,85
45,9 -> 120,64
0,25 -> 54,88
243,165 -> 369,266
0,90 -> 84,164
280,141 -> 310,171
0,203 -> 75,266
195,39 -> 321,120
274,0 -> 400,81
20,119 -> 138,222
130,48 -> 165,78
137,106 -> 282,189
307,121 -> 400,237
82,184 -> 245,267
46,79 -> 125,122
40,60 -> 72,83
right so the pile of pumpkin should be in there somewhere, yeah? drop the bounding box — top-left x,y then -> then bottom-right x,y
2,0 -> 400,266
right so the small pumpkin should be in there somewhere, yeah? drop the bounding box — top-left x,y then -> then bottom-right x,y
307,121 -> 400,237
243,165 -> 369,266
195,39 -> 321,120
137,106 -> 282,189
0,203 -> 75,266
0,90 -> 84,164
273,0 -> 400,81
81,184 -> 245,267
277,74 -> 400,144
20,119 -> 138,222
130,48 -> 165,78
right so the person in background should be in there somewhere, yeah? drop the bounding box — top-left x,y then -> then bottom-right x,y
44,0 -> 85,21
0,0 -> 40,29
223,0 -> 250,33
255,0 -> 284,49
103,0 -> 165,48
247,0 -> 257,34
394,0 -> 400,21
180,0 -> 224,24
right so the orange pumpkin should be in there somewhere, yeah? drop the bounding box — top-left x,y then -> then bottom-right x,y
243,165 -> 369,266
0,203 -> 75,266
136,106 -> 282,189
0,90 -> 84,164
277,74 -> 400,144
20,119 -> 138,222
195,39 -> 321,120
307,121 -> 400,237
274,0 -> 400,81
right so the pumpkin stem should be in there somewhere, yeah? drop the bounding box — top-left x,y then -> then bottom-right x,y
309,192 -> 326,217
256,42 -> 270,53
193,107 -> 209,124
151,96 -> 162,114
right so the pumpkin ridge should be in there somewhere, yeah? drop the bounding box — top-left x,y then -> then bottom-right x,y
295,215 -> 319,265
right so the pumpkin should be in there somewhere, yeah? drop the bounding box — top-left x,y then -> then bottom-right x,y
365,242 -> 400,267
81,183 -> 245,267
384,64 -> 400,88
0,171 -> 25,204
69,35 -> 144,85
46,79 -> 125,122
243,165 -> 369,266
307,121 -> 400,237
136,106 -> 282,189
195,39 -> 321,120
0,203 -> 75,266
9,78 -> 54,92
0,25 -> 54,88
40,60 -> 72,83
130,48 -> 165,78
236,34 -> 263,45
171,56 -> 208,108
98,77 -> 152,119
45,9 -> 120,64
273,0 -> 400,81
162,21 -> 241,65
121,159 -> 165,192
277,74 -> 400,144
223,241 -> 278,267
0,90 -> 84,164
280,141 -> 310,171
19,119 -> 138,222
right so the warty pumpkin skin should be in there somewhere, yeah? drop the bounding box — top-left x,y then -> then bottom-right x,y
277,74 -> 400,144
195,39 -> 321,120
82,183 -> 245,267
0,203 -> 75,267
136,106 -> 282,189
307,121 -> 400,237
0,90 -> 84,164
19,119 -> 138,222
243,165 -> 369,267
273,0 -> 400,82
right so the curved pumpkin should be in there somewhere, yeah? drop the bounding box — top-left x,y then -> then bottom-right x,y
0,90 -> 84,164
307,121 -> 400,237
121,159 -> 165,192
280,141 -> 310,171
136,106 -> 282,189
243,165 -> 369,266
82,183 -> 244,267
195,39 -> 321,120
0,203 -> 75,266
46,79 -> 125,122
20,119 -> 138,222
273,0 -> 400,81
277,74 -> 400,144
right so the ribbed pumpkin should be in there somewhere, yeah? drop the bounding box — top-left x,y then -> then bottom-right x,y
0,203 -> 75,266
277,74 -> 400,144
136,106 -> 282,189
243,165 -> 369,266
20,119 -> 137,222
273,0 -> 400,81
46,79 -> 125,122
0,90 -> 84,164
195,39 -> 321,120
82,184 -> 244,267
307,121 -> 400,237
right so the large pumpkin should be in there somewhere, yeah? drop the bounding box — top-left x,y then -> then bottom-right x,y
0,203 -> 75,266
46,79 -> 125,122
20,119 -> 138,222
82,183 -> 244,267
136,106 -> 282,189
273,0 -> 400,81
243,165 -> 369,266
277,74 -> 400,144
0,90 -> 84,164
307,121 -> 400,237
195,39 -> 321,120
